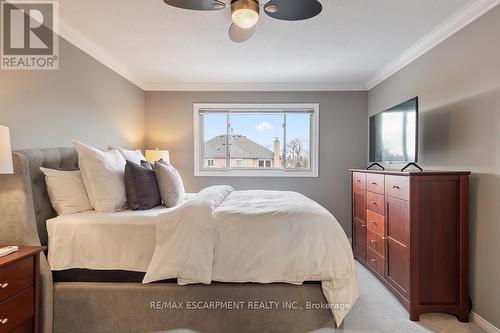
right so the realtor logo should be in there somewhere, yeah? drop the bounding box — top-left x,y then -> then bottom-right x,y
1,0 -> 59,70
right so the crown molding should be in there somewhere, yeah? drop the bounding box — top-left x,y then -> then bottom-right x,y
144,82 -> 368,91
57,19 -> 148,90
57,17 -> 367,92
57,18 -> 366,92
366,0 -> 500,90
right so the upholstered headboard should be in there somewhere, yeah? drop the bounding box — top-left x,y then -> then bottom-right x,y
14,148 -> 79,246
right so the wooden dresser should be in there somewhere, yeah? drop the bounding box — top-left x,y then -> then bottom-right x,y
0,246 -> 45,333
350,169 -> 470,322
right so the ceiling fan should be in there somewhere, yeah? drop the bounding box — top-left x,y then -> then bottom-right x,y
163,0 -> 323,43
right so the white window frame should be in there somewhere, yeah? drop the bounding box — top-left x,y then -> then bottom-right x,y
194,103 -> 319,177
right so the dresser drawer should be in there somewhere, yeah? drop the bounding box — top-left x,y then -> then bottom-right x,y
385,175 -> 409,200
367,210 -> 385,236
0,257 -> 33,303
367,248 -> 385,277
10,318 -> 33,333
352,172 -> 366,190
366,173 -> 384,195
366,191 -> 384,215
367,229 -> 385,258
0,287 -> 34,332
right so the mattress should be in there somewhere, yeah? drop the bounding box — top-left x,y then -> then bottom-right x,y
47,195 -> 195,273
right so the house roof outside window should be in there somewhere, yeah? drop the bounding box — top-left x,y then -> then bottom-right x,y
204,135 -> 274,159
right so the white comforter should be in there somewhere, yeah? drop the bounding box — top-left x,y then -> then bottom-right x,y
143,186 -> 358,325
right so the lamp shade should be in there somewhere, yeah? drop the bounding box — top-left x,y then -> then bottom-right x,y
145,149 -> 170,164
0,125 -> 13,174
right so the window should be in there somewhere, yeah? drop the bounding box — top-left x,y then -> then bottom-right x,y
194,103 -> 319,177
258,160 -> 271,168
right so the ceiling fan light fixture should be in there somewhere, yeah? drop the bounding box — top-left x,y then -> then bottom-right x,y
231,0 -> 259,29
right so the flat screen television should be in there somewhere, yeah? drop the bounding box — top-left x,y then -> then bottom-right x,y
369,97 -> 418,163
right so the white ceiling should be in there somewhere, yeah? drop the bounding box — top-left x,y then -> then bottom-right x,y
57,0 -> 496,90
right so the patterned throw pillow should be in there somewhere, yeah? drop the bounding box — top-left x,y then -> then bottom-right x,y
124,160 -> 161,210
140,160 -> 153,170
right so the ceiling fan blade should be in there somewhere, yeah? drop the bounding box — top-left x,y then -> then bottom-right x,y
163,0 -> 226,11
264,0 -> 322,21
228,23 -> 256,43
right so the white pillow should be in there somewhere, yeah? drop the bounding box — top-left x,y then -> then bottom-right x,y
74,141 -> 127,212
153,162 -> 186,208
40,167 -> 92,215
108,146 -> 145,165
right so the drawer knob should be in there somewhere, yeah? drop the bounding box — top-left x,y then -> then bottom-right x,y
371,182 -> 377,185
370,240 -> 376,243
392,185 -> 400,190
1,318 -> 7,324
0,283 -> 7,289
356,179 -> 361,183
361,224 -> 367,227
370,221 -> 377,225
370,259 -> 376,262
370,201 -> 377,206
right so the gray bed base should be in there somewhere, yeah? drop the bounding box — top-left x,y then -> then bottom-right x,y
1,148 -> 339,332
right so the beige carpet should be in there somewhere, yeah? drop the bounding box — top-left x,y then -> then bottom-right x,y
318,261 -> 484,333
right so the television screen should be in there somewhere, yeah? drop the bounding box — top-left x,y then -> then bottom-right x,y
369,97 -> 418,163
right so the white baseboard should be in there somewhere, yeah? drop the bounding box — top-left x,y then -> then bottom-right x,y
471,312 -> 500,333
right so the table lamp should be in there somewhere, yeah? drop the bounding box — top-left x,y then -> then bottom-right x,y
145,148 -> 170,164
0,125 -> 13,174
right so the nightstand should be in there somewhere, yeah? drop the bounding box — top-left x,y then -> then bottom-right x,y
0,246 -> 46,333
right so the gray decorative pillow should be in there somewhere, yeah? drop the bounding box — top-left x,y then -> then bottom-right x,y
153,161 -> 186,208
124,160 -> 161,210
140,158 -> 166,170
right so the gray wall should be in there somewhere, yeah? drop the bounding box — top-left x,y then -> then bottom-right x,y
0,38 -> 145,150
368,6 -> 500,327
146,91 -> 368,233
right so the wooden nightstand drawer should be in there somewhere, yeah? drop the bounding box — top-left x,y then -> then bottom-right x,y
0,287 -> 34,333
0,257 -> 33,303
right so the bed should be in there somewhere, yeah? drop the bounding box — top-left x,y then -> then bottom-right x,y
5,148 -> 357,333
47,201 -> 193,275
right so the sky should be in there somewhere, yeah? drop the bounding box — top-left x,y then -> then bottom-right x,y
203,113 -> 311,151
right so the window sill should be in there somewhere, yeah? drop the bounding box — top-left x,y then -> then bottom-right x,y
194,169 -> 318,178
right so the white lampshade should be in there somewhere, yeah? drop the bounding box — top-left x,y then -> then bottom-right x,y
145,149 -> 170,164
0,125 -> 13,174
